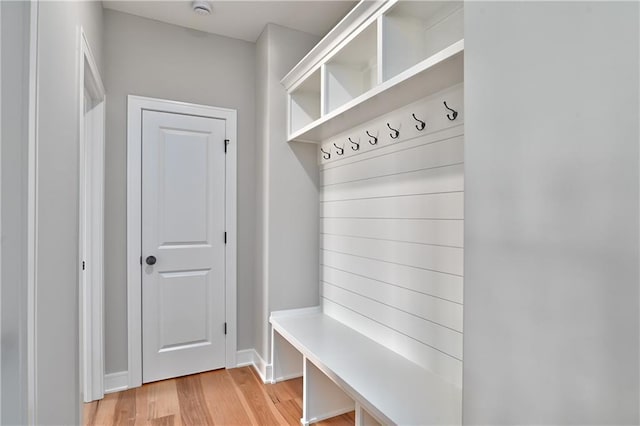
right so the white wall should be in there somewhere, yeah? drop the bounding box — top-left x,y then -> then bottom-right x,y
255,24 -> 320,363
1,1 -> 30,424
463,2 -> 639,424
34,1 -> 103,423
103,9 -> 257,374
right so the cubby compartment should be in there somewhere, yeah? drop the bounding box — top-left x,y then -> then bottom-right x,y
283,1 -> 464,143
381,1 -> 463,81
289,69 -> 322,135
324,22 -> 378,114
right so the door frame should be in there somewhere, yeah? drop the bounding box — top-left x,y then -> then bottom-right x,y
78,27 -> 106,403
126,96 -> 237,389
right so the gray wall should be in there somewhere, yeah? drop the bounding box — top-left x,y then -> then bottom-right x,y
34,1 -> 103,423
1,2 -> 30,424
254,24 -> 320,362
463,2 -> 639,424
103,9 -> 257,374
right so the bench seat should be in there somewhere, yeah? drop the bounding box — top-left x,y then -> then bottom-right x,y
270,310 -> 462,425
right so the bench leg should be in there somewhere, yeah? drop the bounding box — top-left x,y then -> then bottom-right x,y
355,402 -> 383,426
301,357 -> 354,425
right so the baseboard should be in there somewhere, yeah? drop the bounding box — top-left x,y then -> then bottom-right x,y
105,351 -> 279,394
104,371 -> 128,394
273,372 -> 303,382
265,364 -> 273,384
236,349 -> 255,367
236,349 -> 273,383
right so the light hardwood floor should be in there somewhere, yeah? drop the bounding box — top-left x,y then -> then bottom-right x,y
84,366 -> 355,425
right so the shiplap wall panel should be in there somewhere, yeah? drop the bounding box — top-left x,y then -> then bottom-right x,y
322,217 -> 463,247
322,234 -> 463,276
321,164 -> 463,202
322,283 -> 462,359
323,299 -> 463,386
321,192 -> 464,219
321,250 -> 463,303
321,266 -> 463,331
319,85 -> 464,386
321,135 -> 464,186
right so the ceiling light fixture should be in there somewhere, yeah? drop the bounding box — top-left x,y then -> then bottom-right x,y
192,0 -> 212,16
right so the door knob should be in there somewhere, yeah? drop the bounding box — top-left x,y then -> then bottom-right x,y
146,256 -> 157,266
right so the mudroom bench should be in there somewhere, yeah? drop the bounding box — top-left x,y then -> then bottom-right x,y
270,308 -> 462,426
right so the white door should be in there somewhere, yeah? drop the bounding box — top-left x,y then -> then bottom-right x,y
142,110 -> 227,383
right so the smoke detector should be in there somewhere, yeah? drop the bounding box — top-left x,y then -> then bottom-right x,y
192,1 -> 212,16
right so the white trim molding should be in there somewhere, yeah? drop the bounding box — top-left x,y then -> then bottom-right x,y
236,349 -> 274,384
78,26 -> 106,404
103,372 -> 128,394
235,349 -> 255,368
126,96 -> 238,389
280,0 -> 388,88
106,349 -> 272,395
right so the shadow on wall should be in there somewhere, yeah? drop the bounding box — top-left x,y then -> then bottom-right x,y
290,142 -> 320,189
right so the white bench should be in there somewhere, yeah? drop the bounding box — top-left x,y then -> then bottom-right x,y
270,308 -> 462,426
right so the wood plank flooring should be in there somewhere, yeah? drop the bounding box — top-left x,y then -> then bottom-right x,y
84,367 -> 355,426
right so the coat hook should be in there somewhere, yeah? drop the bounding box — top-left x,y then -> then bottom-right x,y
412,113 -> 426,131
320,147 -> 331,160
444,101 -> 458,121
333,143 -> 344,155
349,137 -> 360,151
386,123 -> 400,139
366,130 -> 378,145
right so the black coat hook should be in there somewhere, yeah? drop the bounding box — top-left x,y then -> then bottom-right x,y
366,130 -> 378,145
333,143 -> 344,155
320,147 -> 331,160
386,123 -> 400,139
349,137 -> 360,151
412,113 -> 426,131
444,101 -> 458,121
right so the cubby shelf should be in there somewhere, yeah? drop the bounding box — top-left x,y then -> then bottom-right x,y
284,0 -> 464,144
289,69 -> 321,135
325,22 -> 378,115
288,40 -> 463,143
381,1 -> 463,82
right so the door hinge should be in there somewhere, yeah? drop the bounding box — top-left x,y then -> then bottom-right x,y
224,139 -> 229,153
82,261 -> 86,271
140,255 -> 142,265
224,322 -> 227,335
224,231 -> 227,244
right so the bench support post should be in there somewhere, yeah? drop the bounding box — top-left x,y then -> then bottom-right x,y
301,357 -> 354,425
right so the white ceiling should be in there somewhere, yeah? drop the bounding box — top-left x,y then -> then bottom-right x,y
102,1 -> 357,43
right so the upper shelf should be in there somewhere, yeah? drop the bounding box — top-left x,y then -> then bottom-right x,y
291,41 -> 463,143
284,0 -> 464,144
